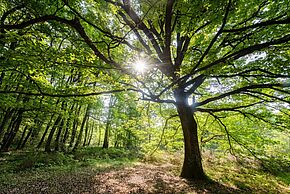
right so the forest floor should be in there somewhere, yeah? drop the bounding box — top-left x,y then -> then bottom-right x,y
0,148 -> 289,193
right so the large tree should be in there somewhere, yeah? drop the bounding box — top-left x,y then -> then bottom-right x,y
1,0 -> 290,180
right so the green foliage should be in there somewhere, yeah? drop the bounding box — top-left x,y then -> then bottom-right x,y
73,147 -> 141,161
203,152 -> 289,193
0,147 -> 140,173
2,150 -> 288,193
17,152 -> 75,170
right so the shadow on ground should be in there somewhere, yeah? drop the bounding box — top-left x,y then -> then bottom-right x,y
1,163 -> 244,194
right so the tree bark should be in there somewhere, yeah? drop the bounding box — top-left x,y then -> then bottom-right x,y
54,118 -> 65,151
87,121 -> 94,146
102,121 -> 109,148
20,126 -> 33,149
0,108 -> 14,138
45,115 -> 62,152
73,104 -> 90,151
0,109 -> 24,151
102,96 -> 115,149
174,89 -> 206,180
82,118 -> 89,146
16,125 -> 28,149
61,116 -> 71,151
98,125 -> 101,147
69,104 -> 82,148
61,103 -> 75,151
37,114 -> 54,148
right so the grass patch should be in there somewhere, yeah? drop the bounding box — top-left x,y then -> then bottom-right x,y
203,153 -> 290,193
0,147 -> 139,171
141,151 -> 289,193
0,147 -> 139,187
0,149 -> 289,193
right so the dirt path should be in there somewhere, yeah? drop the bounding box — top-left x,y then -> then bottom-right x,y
1,163 -> 239,194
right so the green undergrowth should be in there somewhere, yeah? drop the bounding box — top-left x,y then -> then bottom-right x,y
146,151 -> 290,193
0,148 -> 289,193
0,147 -> 139,185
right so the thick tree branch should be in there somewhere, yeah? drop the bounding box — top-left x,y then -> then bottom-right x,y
209,68 -> 289,78
0,88 -> 141,98
118,11 -> 152,54
194,101 -> 264,113
163,0 -> 174,66
191,0 -> 231,72
1,5 -> 24,24
118,0 -> 175,77
194,33 -> 290,74
196,83 -> 289,107
0,15 -> 67,30
63,0 -> 124,41
249,90 -> 290,104
120,0 -> 163,57
185,74 -> 206,95
224,16 -> 290,33
0,15 -> 119,68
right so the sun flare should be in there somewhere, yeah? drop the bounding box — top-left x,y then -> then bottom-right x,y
133,59 -> 147,73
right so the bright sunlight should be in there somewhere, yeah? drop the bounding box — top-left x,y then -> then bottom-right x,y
133,59 -> 147,73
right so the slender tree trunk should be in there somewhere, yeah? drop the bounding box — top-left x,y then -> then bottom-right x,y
98,125 -> 101,147
82,119 -> 89,146
0,109 -> 24,151
114,133 -> 118,148
69,104 -> 82,148
0,108 -> 14,138
87,121 -> 94,146
29,117 -> 43,146
61,116 -> 71,151
102,120 -> 110,148
126,131 -> 132,149
37,114 -> 54,148
0,72 -> 5,87
174,89 -> 206,180
45,115 -> 62,152
20,127 -> 33,149
61,103 -> 75,151
16,125 -> 28,149
55,119 -> 65,151
73,105 -> 90,151
102,96 -> 115,149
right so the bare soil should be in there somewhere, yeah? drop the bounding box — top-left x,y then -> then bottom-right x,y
0,163 -> 240,194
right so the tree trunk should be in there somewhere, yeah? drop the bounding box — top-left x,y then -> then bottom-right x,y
20,127 -> 33,149
61,116 -> 71,151
87,121 -> 94,146
98,125 -> 101,147
37,99 -> 60,149
0,109 -> 24,151
174,89 -> 206,180
16,125 -> 28,149
69,104 -> 82,148
29,118 -> 43,146
126,131 -> 132,149
82,119 -> 89,146
37,114 -> 54,148
61,103 -> 75,151
102,117 -> 111,149
73,105 -> 90,151
45,115 -> 62,152
0,108 -> 14,138
55,118 -> 65,151
102,96 -> 115,149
